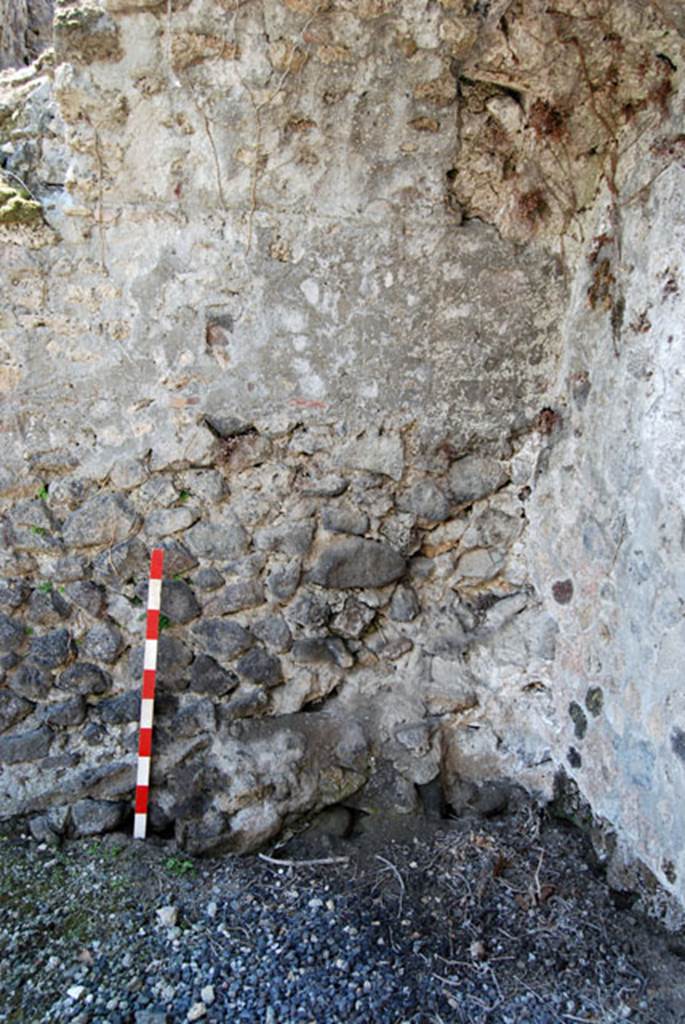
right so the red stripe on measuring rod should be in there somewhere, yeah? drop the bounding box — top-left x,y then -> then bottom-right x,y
133,547 -> 164,840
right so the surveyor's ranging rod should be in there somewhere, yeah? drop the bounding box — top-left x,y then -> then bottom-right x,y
133,547 -> 164,840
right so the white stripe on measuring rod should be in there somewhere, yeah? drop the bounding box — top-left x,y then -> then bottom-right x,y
133,813 -> 147,840
136,756 -> 151,787
148,578 -> 162,611
143,639 -> 158,671
140,698 -> 154,729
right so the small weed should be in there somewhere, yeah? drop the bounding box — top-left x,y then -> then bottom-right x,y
159,615 -> 171,631
164,856 -> 195,877
178,490 -> 190,503
38,581 -> 52,593
35,484 -> 49,500
25,626 -> 33,636
30,526 -> 46,537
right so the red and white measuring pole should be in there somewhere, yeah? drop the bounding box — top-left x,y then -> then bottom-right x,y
133,547 -> 164,840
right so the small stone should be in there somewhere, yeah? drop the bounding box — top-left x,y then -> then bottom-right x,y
236,648 -> 283,688
0,579 -> 29,610
187,1004 -> 206,1022
135,475 -> 178,507
330,598 -> 376,639
191,619 -> 253,661
206,901 -> 218,918
291,637 -> 350,667
156,905 -> 178,928
205,579 -> 265,614
299,473 -> 349,497
308,538 -> 406,589
81,621 -> 124,663
448,454 -> 508,505
321,506 -> 369,536
552,578 -> 574,604
397,479 -> 451,522
63,494 -> 140,548
200,985 -> 215,1006
390,584 -> 420,622
58,662 -> 112,696
67,985 -> 86,1001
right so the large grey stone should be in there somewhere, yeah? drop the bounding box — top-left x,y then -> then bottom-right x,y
205,579 -> 265,614
447,454 -> 508,505
191,619 -> 253,661
97,690 -> 141,724
160,580 -> 201,624
64,581 -> 106,618
27,589 -> 71,626
81,621 -> 124,663
390,584 -> 421,622
159,540 -> 199,577
397,479 -> 451,522
57,662 -> 112,696
308,539 -> 406,589
0,613 -> 25,652
0,725 -> 52,763
29,628 -> 74,668
173,699 -> 216,738
321,506 -> 369,536
71,799 -> 128,837
185,518 -> 249,560
253,521 -> 314,557
190,655 -> 239,698
235,648 -> 283,688
339,429 -> 404,481
0,579 -> 29,610
39,696 -> 87,728
265,561 -> 301,602
63,494 -> 141,548
9,662 -> 52,700
0,690 -> 33,733
145,507 -> 198,538
251,615 -> 292,654
92,537 -> 149,590
129,638 -> 193,687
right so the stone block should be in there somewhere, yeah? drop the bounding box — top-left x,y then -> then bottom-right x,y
308,538 -> 406,589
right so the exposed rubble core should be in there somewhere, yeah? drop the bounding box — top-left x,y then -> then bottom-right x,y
0,0 -> 684,915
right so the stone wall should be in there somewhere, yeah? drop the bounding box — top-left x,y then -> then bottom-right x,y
0,0 -> 684,910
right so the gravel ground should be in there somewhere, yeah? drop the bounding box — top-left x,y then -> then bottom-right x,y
1,807 -> 684,1024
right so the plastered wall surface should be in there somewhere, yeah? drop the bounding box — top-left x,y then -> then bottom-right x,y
0,0 -> 684,915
